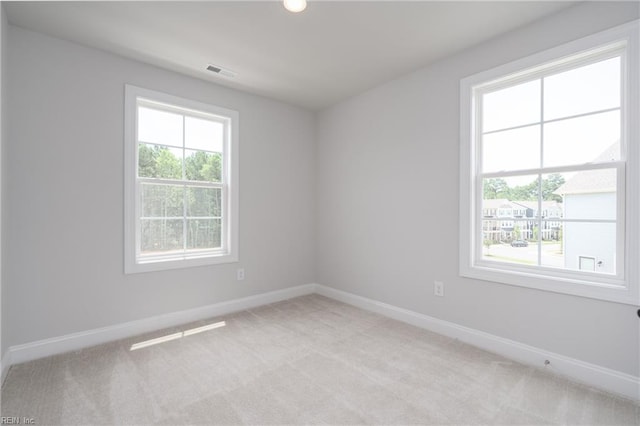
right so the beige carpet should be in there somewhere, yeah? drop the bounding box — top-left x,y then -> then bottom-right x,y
1,294 -> 638,425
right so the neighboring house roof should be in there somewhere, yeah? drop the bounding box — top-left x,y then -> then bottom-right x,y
511,200 -> 562,217
554,141 -> 619,196
482,199 -> 561,210
511,200 -> 561,210
483,199 -> 562,218
482,198 -> 513,209
554,169 -> 616,195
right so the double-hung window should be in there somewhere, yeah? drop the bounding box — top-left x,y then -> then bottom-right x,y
124,85 -> 239,273
460,21 -> 639,304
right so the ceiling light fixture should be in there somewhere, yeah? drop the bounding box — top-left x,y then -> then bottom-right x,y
283,0 -> 307,13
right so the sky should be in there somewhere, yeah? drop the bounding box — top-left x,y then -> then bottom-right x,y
481,56 -> 620,184
138,106 -> 224,154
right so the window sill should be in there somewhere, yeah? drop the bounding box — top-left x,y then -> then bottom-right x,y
460,262 -> 637,305
125,252 -> 238,274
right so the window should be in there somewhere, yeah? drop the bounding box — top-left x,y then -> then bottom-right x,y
460,21 -> 639,304
124,85 -> 239,273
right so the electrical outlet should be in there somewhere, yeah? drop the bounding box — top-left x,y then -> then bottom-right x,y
434,281 -> 444,297
237,268 -> 245,281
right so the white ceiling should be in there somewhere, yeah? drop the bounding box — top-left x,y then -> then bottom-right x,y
4,1 -> 578,110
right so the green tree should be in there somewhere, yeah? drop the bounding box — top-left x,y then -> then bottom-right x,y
185,151 -> 222,182
510,179 -> 538,201
483,239 -> 492,254
184,151 -> 222,250
156,148 -> 182,179
483,178 -> 509,199
138,144 -> 159,177
492,174 -> 565,202
541,173 -> 565,202
138,145 -> 182,179
138,146 -> 224,252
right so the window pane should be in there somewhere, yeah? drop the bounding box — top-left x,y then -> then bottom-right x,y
482,79 -> 540,133
543,110 -> 619,168
538,221 -> 563,269
185,116 -> 224,152
185,150 -> 222,182
482,220 -> 536,266
482,125 -> 540,173
141,184 -> 184,218
482,175 -> 540,209
545,222 -> 616,274
138,144 -> 183,179
482,175 -> 540,265
187,187 -> 222,218
187,219 -> 221,250
138,106 -> 183,147
544,57 -> 620,121
482,174 -> 539,244
140,219 -> 184,254
547,170 -> 616,220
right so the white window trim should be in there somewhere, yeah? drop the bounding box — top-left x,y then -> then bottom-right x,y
459,20 -> 639,305
124,85 -> 239,274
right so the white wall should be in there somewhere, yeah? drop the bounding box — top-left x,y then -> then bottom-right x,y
564,193 -> 616,273
5,25 -> 316,347
316,2 -> 640,376
4,0 -> 639,382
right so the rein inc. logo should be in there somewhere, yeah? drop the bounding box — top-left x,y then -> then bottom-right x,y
0,418 -> 35,425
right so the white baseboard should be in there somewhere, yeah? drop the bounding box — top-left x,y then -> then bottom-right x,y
5,282 -> 638,403
1,350 -> 10,385
7,283 -> 316,368
315,284 -> 640,403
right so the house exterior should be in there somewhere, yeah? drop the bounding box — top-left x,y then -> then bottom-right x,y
555,168 -> 616,274
482,199 -> 563,243
553,142 -> 618,274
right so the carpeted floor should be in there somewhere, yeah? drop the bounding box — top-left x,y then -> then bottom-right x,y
1,294 -> 638,425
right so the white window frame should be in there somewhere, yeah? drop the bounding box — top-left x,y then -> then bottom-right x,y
124,85 -> 239,273
460,21 -> 639,305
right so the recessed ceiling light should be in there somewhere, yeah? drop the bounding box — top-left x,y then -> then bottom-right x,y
283,0 -> 307,13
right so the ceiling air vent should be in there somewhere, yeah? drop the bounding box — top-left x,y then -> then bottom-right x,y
206,64 -> 236,78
